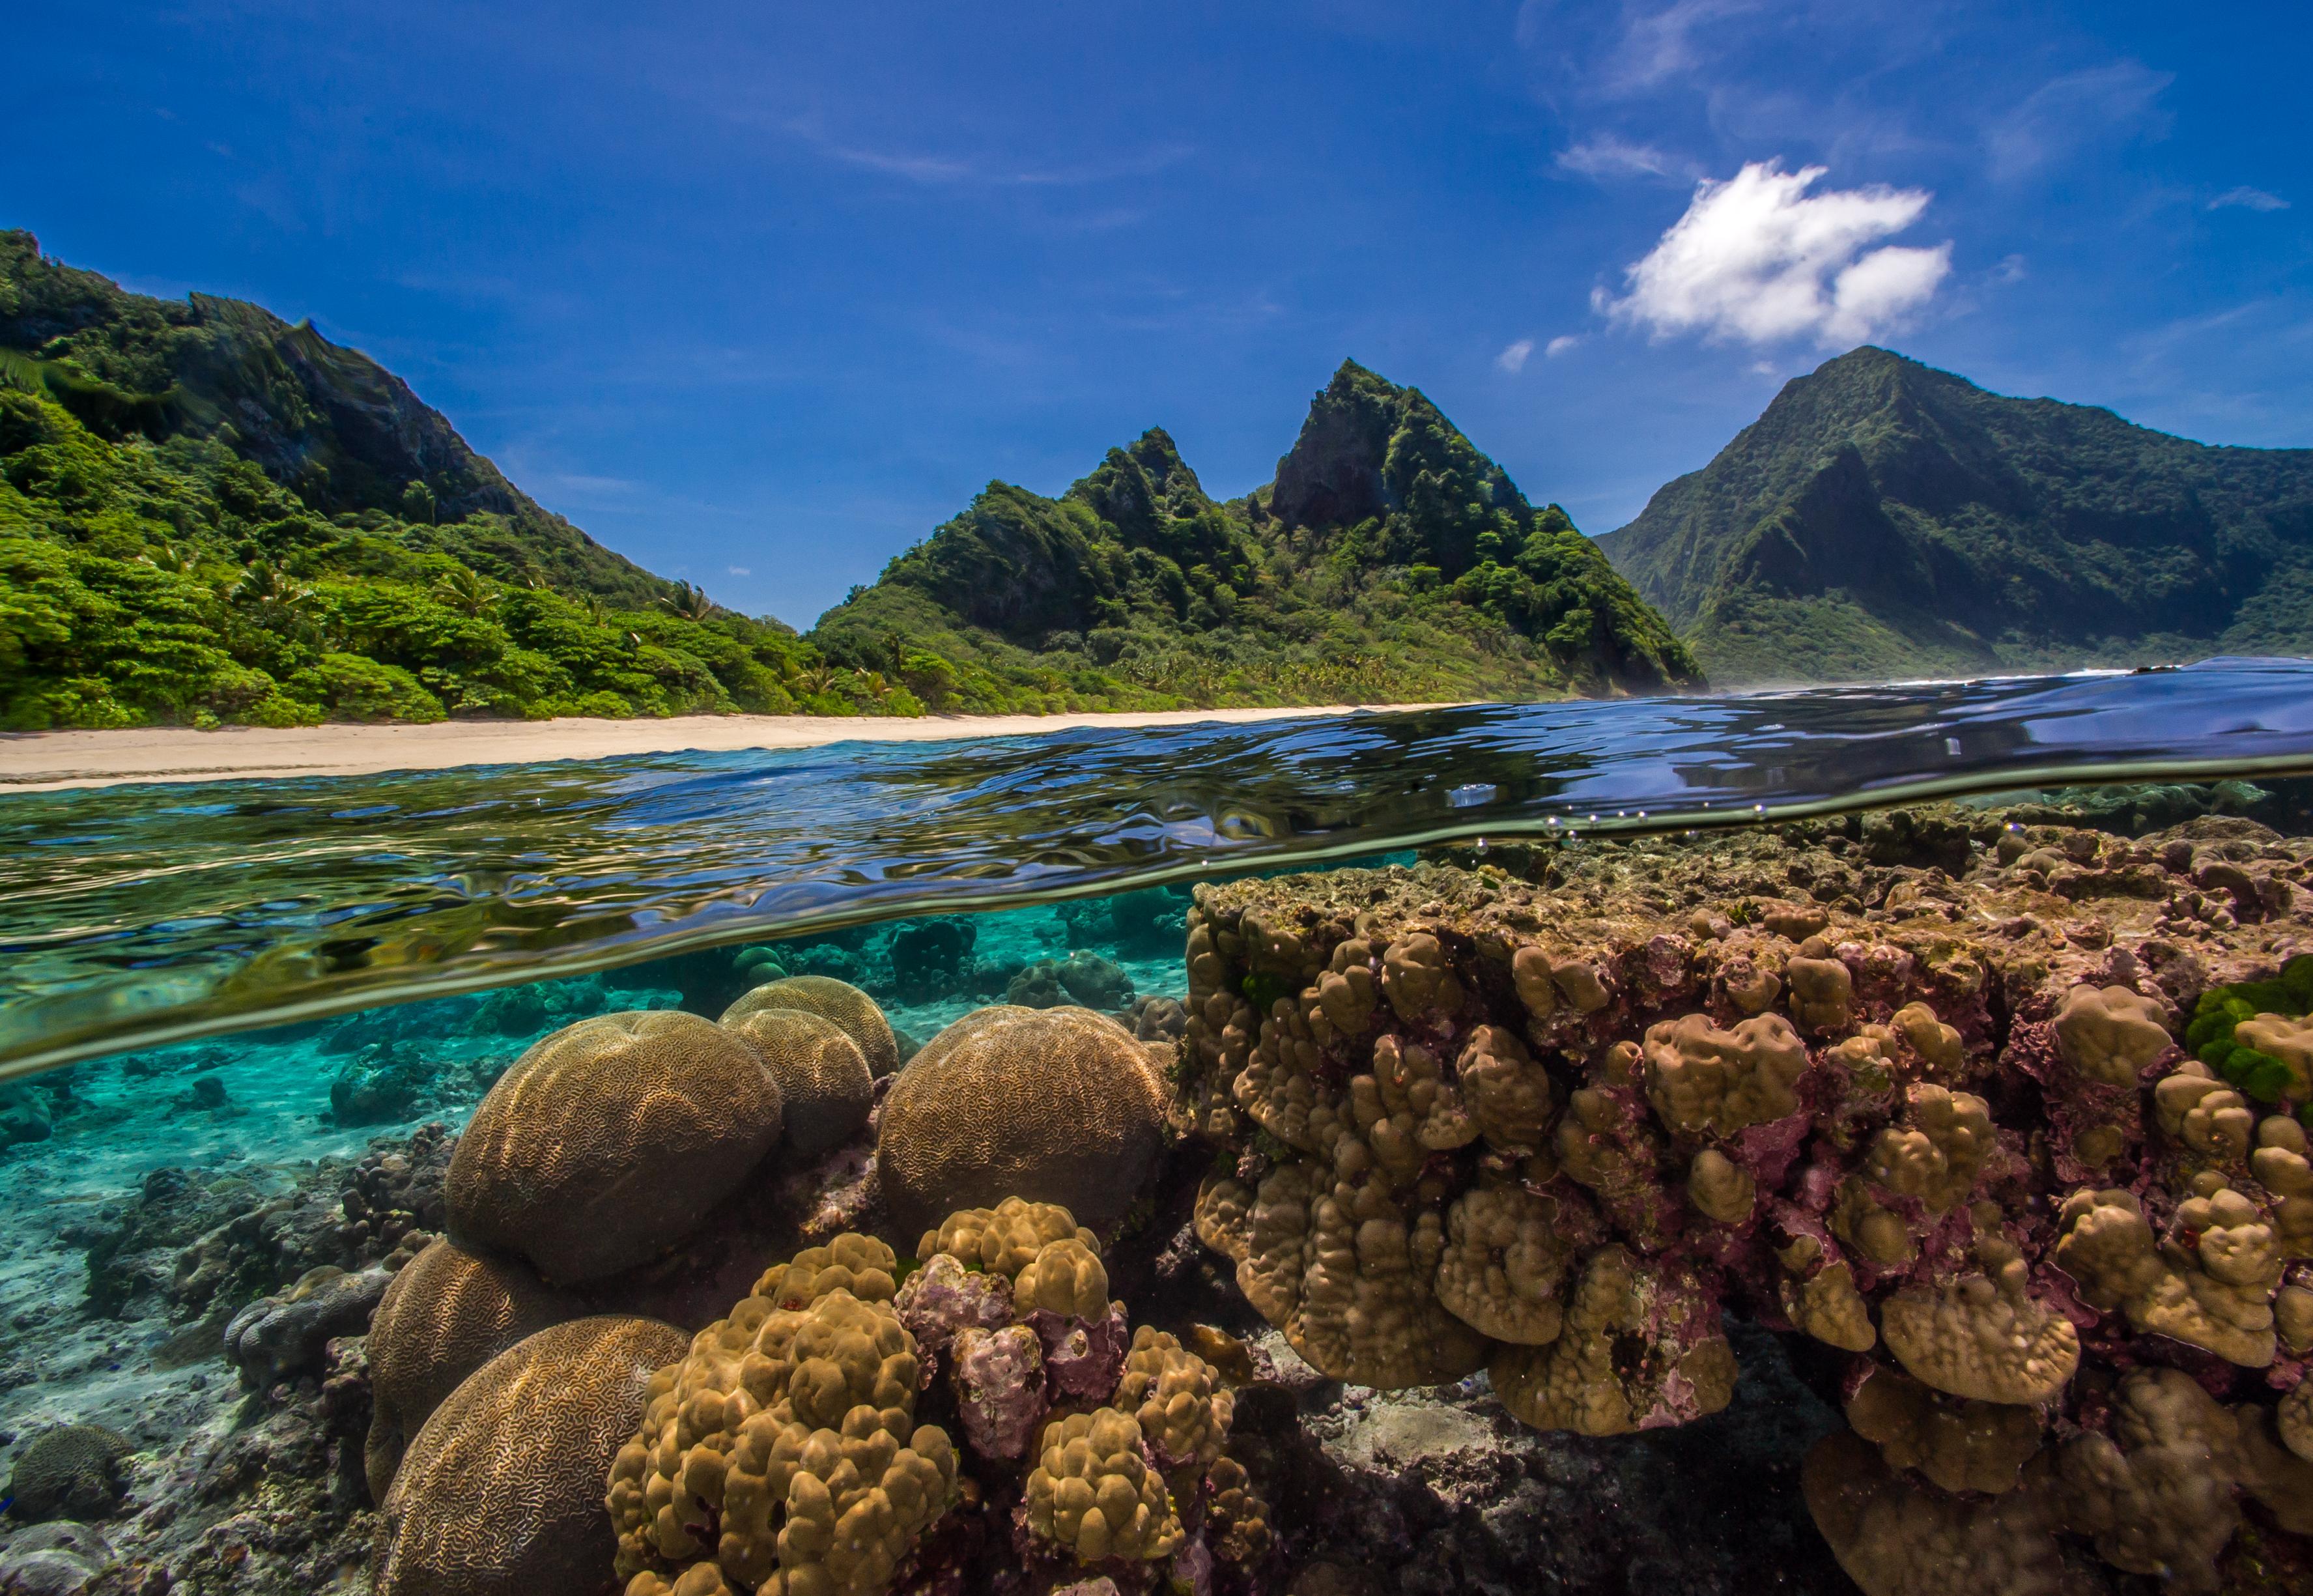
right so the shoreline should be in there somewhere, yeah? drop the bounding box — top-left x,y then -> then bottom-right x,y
0,703 -> 1453,793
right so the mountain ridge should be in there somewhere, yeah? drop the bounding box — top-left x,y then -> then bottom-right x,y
0,236 -> 1697,728
1598,347 -> 2313,683
808,358 -> 1702,710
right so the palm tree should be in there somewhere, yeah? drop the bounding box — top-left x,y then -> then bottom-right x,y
433,567 -> 500,617
581,593 -> 610,624
234,559 -> 312,610
656,581 -> 715,621
143,541 -> 199,575
234,559 -> 320,638
860,670 -> 894,705
800,662 -> 834,696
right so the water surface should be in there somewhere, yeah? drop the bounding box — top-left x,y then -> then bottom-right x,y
5,657 -> 2311,1077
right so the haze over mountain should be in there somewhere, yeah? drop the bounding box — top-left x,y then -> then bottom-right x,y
1598,348 -> 2313,685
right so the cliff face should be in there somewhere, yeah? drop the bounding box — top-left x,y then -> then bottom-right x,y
1598,346 -> 2313,683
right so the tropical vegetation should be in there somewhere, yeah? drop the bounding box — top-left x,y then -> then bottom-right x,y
0,231 -> 1697,729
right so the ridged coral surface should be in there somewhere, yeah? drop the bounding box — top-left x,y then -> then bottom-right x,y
447,1011 -> 784,1285
722,976 -> 901,1081
875,1005 -> 1165,1238
364,1238 -> 579,1503
375,1314 -> 692,1596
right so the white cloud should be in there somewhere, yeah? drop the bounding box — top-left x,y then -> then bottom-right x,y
1546,335 -> 1581,358
1596,160 -> 1951,347
2210,186 -> 2289,212
1991,253 -> 2028,284
728,565 -> 752,577
1557,134 -> 1681,180
1496,339 -> 1535,373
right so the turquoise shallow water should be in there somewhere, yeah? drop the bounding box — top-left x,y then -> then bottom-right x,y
5,657 -> 2313,1077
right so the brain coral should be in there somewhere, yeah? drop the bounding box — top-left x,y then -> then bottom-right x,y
375,1314 -> 691,1596
5,1425 -> 133,1522
722,976 -> 900,1081
447,1011 -> 784,1285
724,1008 -> 874,1157
875,1006 -> 1165,1238
606,1233 -> 955,1596
365,1238 -> 580,1504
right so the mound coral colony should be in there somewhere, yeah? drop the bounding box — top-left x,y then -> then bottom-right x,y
8,801 -> 2313,1595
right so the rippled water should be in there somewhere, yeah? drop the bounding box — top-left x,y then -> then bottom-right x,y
5,657 -> 2313,1078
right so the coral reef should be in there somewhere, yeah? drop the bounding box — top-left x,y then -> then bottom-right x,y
722,976 -> 901,1081
0,1520 -> 115,1591
223,1266 -> 392,1390
0,1081 -> 53,1148
447,1012 -> 784,1285
1174,812 -> 2313,1589
875,1007 -> 1166,1238
606,1233 -> 955,1596
5,1426 -> 133,1523
1008,952 -> 1137,1013
374,1315 -> 691,1596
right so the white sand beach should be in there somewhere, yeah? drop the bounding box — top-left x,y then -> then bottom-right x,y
0,704 -> 1453,792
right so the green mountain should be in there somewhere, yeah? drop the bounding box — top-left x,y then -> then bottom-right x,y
0,231 -> 852,729
0,234 -> 1695,730
808,360 -> 1700,711
1597,346 -> 2313,684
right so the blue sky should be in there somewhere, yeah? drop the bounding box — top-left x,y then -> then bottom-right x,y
7,2 -> 2307,626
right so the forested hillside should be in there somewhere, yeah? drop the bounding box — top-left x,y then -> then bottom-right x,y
0,233 -> 1698,728
1599,346 -> 2313,684
0,231 -> 880,728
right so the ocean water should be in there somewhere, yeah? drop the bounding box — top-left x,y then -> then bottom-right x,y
4,656 -> 2313,1596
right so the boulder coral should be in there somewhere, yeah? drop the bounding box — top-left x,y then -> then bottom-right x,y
875,1006 -> 1165,1239
5,1425 -> 133,1523
375,1314 -> 692,1596
1172,816 -> 2313,1589
447,1011 -> 784,1285
722,975 -> 901,1081
723,1007 -> 875,1157
365,1238 -> 580,1503
609,1207 -> 1266,1596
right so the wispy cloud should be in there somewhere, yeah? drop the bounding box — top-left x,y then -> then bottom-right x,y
2210,186 -> 2289,212
1986,62 -> 2172,180
786,119 -> 1195,189
1600,0 -> 1760,94
1597,160 -> 1950,347
1496,339 -> 1535,372
728,565 -> 752,577
1557,134 -> 1686,180
1546,335 -> 1581,358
